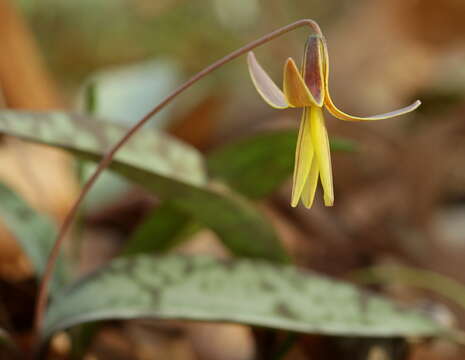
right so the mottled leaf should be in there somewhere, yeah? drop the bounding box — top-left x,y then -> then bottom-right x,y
0,111 -> 287,262
0,182 -> 66,292
0,111 -> 206,186
207,130 -> 356,198
44,255 -> 446,340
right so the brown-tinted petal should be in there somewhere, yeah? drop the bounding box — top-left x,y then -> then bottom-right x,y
302,35 -> 325,107
247,52 -> 288,109
283,58 -> 321,108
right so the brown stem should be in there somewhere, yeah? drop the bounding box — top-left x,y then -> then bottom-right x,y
34,19 -> 323,341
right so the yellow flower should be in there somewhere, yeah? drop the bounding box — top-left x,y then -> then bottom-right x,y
247,35 -> 420,208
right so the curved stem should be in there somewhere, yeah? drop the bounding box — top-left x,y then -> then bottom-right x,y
34,19 -> 323,339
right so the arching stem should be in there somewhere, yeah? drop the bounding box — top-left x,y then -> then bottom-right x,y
33,19 -> 323,341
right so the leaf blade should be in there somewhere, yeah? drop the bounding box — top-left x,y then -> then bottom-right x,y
122,202 -> 192,256
0,182 -> 66,293
0,111 -> 207,187
44,255 -> 446,340
0,111 -> 288,262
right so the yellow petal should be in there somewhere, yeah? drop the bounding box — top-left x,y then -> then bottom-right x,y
302,35 -> 325,107
291,108 -> 313,207
247,52 -> 289,109
283,58 -> 321,108
301,158 -> 319,208
310,107 -> 334,206
320,37 -> 421,121
325,97 -> 421,121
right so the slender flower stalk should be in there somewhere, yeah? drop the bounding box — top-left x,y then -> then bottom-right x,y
34,19 -> 324,343
247,35 -> 420,208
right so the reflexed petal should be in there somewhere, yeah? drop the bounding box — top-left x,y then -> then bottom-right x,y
291,108 -> 313,207
247,52 -> 288,109
320,38 -> 421,121
302,35 -> 325,107
301,159 -> 319,209
283,58 -> 321,108
310,107 -> 334,206
325,97 -> 422,122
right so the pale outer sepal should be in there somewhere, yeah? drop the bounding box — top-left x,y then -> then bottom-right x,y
247,52 -> 289,109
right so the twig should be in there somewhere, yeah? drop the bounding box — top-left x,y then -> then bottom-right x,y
34,19 -> 323,341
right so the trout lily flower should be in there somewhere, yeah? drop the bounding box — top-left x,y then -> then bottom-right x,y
247,35 -> 420,208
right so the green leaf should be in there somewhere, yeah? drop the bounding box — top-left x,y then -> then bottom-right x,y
0,182 -> 66,293
0,111 -> 206,187
117,165 -> 288,262
0,111 -> 287,262
122,202 -> 192,256
44,255 -> 446,340
207,130 -> 356,198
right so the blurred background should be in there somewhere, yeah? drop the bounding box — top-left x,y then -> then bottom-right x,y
0,0 -> 465,359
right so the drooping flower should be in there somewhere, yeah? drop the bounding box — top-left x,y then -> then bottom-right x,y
247,35 -> 420,208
